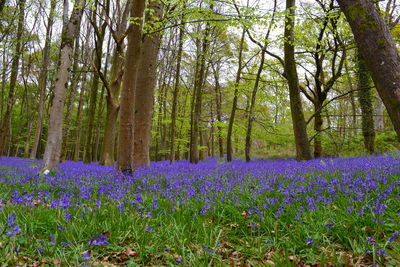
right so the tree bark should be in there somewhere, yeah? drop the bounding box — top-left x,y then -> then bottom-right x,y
116,0 -> 145,172
133,0 -> 163,167
41,0 -> 86,170
337,0 -> 400,142
283,0 -> 312,161
0,0 -> 25,158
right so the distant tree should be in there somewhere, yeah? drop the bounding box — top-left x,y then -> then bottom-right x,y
30,0 -> 57,160
226,27 -> 245,162
0,0 -> 25,158
190,17 -> 212,164
83,0 -> 110,163
170,10 -> 185,164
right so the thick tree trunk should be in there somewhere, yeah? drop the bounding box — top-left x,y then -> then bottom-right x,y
337,0 -> 400,142
283,0 -> 312,161
226,27 -> 245,162
357,51 -> 375,153
30,0 -> 56,159
116,0 -> 145,172
41,0 -> 86,170
0,0 -> 25,158
133,0 -> 163,167
170,17 -> 185,164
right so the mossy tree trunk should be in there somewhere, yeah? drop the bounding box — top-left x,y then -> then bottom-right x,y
356,51 -> 375,153
337,0 -> 400,142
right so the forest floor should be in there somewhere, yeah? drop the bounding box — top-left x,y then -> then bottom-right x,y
0,155 -> 399,266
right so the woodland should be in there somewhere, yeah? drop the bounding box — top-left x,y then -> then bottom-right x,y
0,0 -> 398,170
0,0 -> 400,265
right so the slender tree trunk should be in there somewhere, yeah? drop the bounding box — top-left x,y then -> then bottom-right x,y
170,18 -> 185,164
83,1 -> 108,163
41,0 -> 86,170
190,20 -> 211,164
0,0 -> 25,158
283,0 -> 312,161
30,0 -> 56,159
226,27 -> 245,162
245,45 -> 266,162
94,35 -> 111,162
337,0 -> 400,142
73,73 -> 88,161
116,0 -> 145,172
357,51 -> 375,153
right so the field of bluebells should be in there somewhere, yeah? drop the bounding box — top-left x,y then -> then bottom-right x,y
0,155 -> 400,266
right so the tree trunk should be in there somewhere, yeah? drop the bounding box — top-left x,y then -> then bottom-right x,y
337,0 -> 400,142
245,45 -> 266,162
116,0 -> 145,172
133,0 -> 163,167
357,51 -> 375,153
283,0 -> 312,161
313,103 -> 323,158
375,95 -> 384,131
60,28 -> 81,162
83,1 -> 108,163
30,0 -> 56,159
73,72 -> 88,161
99,0 -> 131,165
170,16 -> 185,164
0,0 -> 25,158
93,35 -> 111,162
226,27 -> 245,162
41,0 -> 86,170
212,67 -> 224,159
190,20 -> 211,164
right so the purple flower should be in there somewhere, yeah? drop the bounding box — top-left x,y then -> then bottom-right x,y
177,257 -> 182,264
306,238 -> 314,245
82,251 -> 90,260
